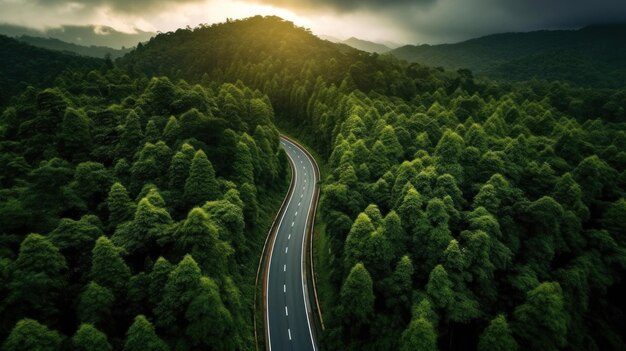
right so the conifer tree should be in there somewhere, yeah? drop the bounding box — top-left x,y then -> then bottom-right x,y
184,150 -> 220,207
72,323 -> 112,351
3,319 -> 62,351
89,236 -> 130,296
124,315 -> 168,351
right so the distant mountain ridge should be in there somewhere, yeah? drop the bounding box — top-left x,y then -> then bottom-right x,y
16,36 -> 132,59
390,24 -> 626,88
342,37 -> 391,53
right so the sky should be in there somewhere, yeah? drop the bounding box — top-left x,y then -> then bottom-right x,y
1,0 -> 626,47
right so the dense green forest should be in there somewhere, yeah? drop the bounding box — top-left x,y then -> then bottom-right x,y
0,35 -> 102,106
15,36 -> 133,59
0,57 -> 289,349
1,15 -> 626,350
390,24 -> 626,88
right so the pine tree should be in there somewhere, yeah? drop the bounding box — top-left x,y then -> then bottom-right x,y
59,107 -> 91,161
399,317 -> 437,351
478,314 -> 518,351
8,234 -> 66,320
162,116 -> 181,145
117,110 -> 143,158
186,277 -> 234,349
72,324 -> 112,351
155,255 -> 202,332
232,141 -> 254,184
340,263 -> 374,327
89,236 -> 130,296
78,282 -> 114,326
513,282 -> 567,351
107,182 -> 134,229
3,319 -> 62,351
184,150 -> 220,207
124,315 -> 168,351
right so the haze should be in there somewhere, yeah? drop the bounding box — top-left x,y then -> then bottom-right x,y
1,0 -> 626,46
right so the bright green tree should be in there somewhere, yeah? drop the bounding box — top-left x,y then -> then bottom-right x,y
184,150 -> 220,207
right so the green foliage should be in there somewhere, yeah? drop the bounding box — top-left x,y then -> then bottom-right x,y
124,315 -> 168,351
184,150 -> 220,207
78,282 -> 114,326
89,236 -> 130,295
478,315 -> 518,351
8,234 -> 66,320
340,263 -> 375,328
399,316 -> 437,351
72,323 -> 112,351
513,282 -> 568,351
2,319 -> 62,351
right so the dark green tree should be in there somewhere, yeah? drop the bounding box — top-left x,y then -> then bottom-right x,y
89,236 -> 130,296
478,314 -> 518,351
124,315 -> 168,351
78,282 -> 114,327
2,319 -> 62,351
72,323 -> 112,351
513,282 -> 568,351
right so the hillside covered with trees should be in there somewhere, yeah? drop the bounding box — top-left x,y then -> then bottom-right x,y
1,15 -> 626,351
119,16 -> 626,351
0,35 -> 102,106
0,56 -> 289,349
390,24 -> 626,88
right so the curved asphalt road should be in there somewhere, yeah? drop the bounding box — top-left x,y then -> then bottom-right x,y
266,137 -> 318,351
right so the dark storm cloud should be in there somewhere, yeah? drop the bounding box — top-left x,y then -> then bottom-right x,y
31,0 -> 204,13
255,0 -> 435,12
255,0 -> 626,43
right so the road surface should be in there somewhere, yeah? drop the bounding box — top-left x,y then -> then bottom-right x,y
265,137 -> 318,351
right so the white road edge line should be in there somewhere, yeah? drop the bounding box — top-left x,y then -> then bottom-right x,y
296,142 -> 318,351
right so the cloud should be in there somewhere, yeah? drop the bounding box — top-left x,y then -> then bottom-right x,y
253,0 -> 435,12
0,23 -> 154,48
31,0 -> 205,14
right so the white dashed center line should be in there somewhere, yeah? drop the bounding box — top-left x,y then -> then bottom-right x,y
284,284 -> 286,293
285,306 -> 289,316
285,246 -> 288,253
283,264 -> 286,272
288,329 -> 292,340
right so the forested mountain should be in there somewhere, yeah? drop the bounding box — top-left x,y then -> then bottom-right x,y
1,15 -> 626,351
0,35 -> 102,105
16,36 -> 133,59
391,24 -> 626,88
0,54 -> 289,348
119,16 -> 626,351
343,37 -> 391,54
